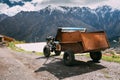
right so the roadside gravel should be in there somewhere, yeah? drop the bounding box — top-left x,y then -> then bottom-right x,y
0,47 -> 120,80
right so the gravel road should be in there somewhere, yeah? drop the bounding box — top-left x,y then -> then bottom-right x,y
0,46 -> 120,80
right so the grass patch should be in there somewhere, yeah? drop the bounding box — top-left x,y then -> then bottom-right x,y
8,41 -> 43,55
104,74 -> 111,78
102,55 -> 120,63
85,53 -> 120,63
8,41 -> 25,52
35,52 -> 43,55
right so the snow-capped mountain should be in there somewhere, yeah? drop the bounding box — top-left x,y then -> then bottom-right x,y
0,5 -> 120,43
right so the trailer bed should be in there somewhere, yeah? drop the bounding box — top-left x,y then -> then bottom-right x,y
56,31 -> 109,53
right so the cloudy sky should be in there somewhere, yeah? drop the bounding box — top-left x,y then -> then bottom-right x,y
0,0 -> 120,16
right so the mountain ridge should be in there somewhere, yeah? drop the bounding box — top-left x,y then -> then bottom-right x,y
0,5 -> 120,43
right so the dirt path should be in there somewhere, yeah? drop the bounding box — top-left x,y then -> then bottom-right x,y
0,47 -> 120,80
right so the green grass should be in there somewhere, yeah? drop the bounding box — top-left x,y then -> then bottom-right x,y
8,41 -> 25,52
85,53 -> 120,63
102,55 -> 120,63
8,41 -> 43,55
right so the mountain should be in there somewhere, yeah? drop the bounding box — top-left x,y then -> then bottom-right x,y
0,6 -> 94,42
0,14 -> 8,22
0,5 -> 120,43
68,6 -> 120,38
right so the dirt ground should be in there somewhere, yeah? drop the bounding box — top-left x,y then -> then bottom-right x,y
0,46 -> 120,80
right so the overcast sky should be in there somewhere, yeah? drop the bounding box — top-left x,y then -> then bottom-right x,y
0,0 -> 120,16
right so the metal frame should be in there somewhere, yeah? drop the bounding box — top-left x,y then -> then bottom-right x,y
55,27 -> 110,53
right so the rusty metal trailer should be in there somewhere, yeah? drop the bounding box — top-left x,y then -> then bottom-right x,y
43,27 -> 110,66
0,35 -> 14,46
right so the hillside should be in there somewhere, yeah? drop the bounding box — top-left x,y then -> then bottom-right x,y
0,5 -> 120,42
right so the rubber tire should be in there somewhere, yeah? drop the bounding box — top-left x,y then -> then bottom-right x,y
43,45 -> 50,57
55,50 -> 61,56
90,51 -> 102,62
63,50 -> 75,66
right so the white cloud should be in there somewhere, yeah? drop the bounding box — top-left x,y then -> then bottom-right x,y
84,0 -> 120,9
4,6 -> 22,16
22,2 -> 35,11
38,0 -> 120,9
105,0 -> 120,9
32,0 -> 44,3
9,0 -> 22,3
0,3 -> 9,14
0,1 -> 44,16
0,0 -> 120,16
40,0 -> 120,9
31,0 -> 46,10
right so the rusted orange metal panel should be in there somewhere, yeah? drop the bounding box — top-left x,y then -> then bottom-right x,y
61,31 -> 82,42
55,28 -> 109,53
81,31 -> 110,52
61,42 -> 84,53
3,36 -> 15,42
55,30 -> 82,43
0,35 -> 14,42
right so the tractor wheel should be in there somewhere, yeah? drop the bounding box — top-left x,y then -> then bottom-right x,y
43,45 -> 50,57
90,51 -> 102,62
55,50 -> 61,56
63,50 -> 75,66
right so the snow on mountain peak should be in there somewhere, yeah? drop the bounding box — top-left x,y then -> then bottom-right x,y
0,3 -> 120,17
45,5 -> 66,12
